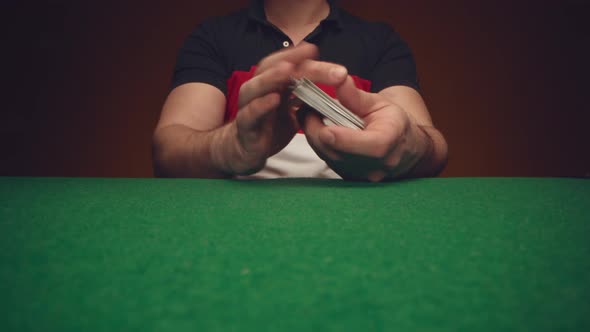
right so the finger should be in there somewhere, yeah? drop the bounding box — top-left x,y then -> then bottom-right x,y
298,108 -> 343,161
334,76 -> 382,118
276,90 -> 301,132
285,95 -> 303,131
367,170 -> 388,183
287,95 -> 303,111
238,92 -> 281,130
255,42 -> 319,75
320,124 -> 399,159
384,147 -> 422,178
239,61 -> 294,108
295,60 -> 348,86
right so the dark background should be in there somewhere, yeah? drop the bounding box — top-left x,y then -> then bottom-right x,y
2,0 -> 589,178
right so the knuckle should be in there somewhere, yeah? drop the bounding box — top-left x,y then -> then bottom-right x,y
256,49 -> 291,74
300,60 -> 321,77
384,154 -> 401,168
389,122 -> 406,139
238,82 -> 255,107
256,57 -> 272,74
238,81 -> 250,97
250,96 -> 270,113
249,77 -> 263,92
239,79 -> 257,96
391,107 -> 411,131
368,140 -> 390,159
274,61 -> 293,74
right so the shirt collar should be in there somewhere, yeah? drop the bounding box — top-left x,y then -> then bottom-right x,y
248,0 -> 343,30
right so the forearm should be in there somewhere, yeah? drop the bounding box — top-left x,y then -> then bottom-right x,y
152,123 -> 258,178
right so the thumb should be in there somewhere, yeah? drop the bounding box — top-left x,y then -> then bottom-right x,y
334,76 -> 374,118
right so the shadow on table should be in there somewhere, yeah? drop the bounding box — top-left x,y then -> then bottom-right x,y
227,177 -> 422,189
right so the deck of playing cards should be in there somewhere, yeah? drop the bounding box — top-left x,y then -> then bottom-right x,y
291,77 -> 365,130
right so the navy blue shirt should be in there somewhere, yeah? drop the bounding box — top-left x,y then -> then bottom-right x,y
172,0 -> 419,120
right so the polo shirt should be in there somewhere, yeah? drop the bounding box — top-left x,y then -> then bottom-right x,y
172,0 -> 420,179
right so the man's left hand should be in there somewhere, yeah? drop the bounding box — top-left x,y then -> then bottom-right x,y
297,64 -> 440,182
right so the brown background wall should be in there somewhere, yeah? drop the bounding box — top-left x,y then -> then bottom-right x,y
2,0 -> 589,178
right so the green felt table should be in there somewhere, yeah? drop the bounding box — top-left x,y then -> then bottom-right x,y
1,177 -> 589,331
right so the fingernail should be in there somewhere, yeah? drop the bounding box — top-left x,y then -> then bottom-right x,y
330,66 -> 347,80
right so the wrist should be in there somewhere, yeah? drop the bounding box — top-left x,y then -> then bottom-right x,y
210,122 -> 266,176
409,124 -> 446,177
418,125 -> 435,163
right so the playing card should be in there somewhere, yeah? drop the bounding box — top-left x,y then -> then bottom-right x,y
290,77 -> 365,130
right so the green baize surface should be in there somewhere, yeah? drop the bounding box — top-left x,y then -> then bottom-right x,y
1,177 -> 589,331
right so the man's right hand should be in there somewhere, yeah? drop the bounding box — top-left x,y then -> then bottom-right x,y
228,44 -> 319,174
229,42 -> 355,174
153,42 -> 348,178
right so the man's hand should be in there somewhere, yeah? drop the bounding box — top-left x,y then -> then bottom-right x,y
234,56 -> 306,174
298,67 -> 447,182
155,42 -> 445,180
226,43 -> 351,175
154,42 -> 352,178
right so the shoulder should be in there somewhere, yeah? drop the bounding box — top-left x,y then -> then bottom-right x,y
189,8 -> 250,37
336,8 -> 412,59
337,9 -> 401,39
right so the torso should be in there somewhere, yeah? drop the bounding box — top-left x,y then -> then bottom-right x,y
172,3 -> 419,178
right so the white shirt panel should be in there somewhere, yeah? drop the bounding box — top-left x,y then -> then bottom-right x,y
236,133 -> 340,179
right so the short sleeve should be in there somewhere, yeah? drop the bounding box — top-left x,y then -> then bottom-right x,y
369,24 -> 420,93
171,19 -> 229,94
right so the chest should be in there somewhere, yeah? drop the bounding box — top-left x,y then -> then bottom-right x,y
280,24 -> 321,46
224,26 -> 376,80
